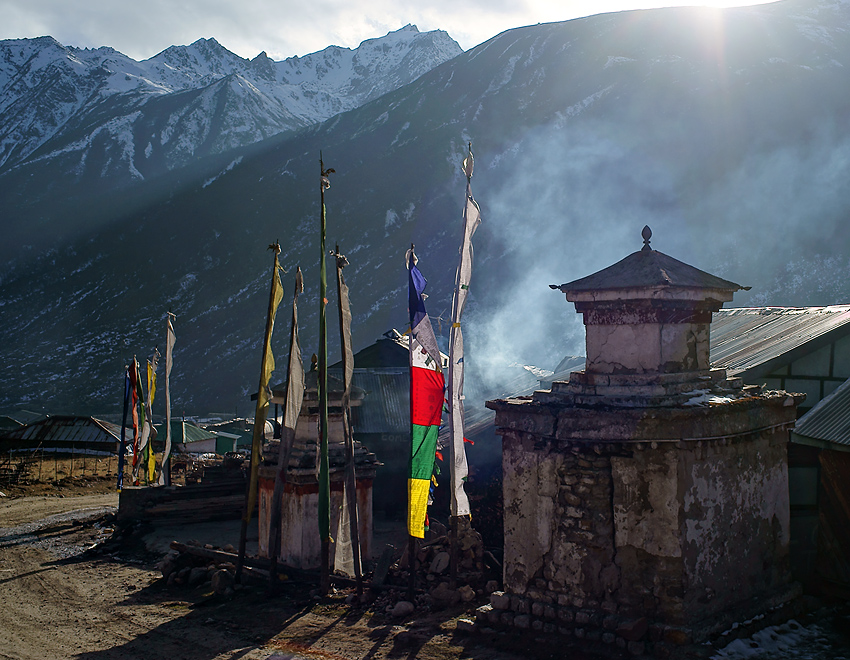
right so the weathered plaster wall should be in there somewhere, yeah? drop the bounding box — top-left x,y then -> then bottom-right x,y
679,431 -> 791,621
502,433 -> 557,594
258,472 -> 373,570
585,323 -> 709,375
611,447 -> 685,621
502,432 -> 620,610
492,394 -> 800,643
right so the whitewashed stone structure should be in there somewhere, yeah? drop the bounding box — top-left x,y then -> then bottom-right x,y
481,228 -> 802,654
257,370 -> 377,570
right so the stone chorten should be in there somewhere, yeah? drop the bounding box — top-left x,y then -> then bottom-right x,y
257,370 -> 378,570
482,228 -> 802,653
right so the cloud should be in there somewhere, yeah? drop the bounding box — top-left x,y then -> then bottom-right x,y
0,0 -> 779,61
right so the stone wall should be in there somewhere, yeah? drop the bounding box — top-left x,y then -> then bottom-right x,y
488,393 -> 801,645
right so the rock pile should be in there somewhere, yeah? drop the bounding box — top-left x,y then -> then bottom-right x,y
158,541 -> 240,596
378,517 -> 500,614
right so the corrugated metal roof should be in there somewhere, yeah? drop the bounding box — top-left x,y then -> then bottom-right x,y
3,410 -> 49,425
710,305 -> 850,377
4,416 -> 121,445
347,368 -> 409,434
792,377 -> 850,450
154,420 -> 218,444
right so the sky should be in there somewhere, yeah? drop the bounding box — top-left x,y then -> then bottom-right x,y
0,0 -> 779,62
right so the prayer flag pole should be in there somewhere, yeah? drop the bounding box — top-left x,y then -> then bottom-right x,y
448,143 -> 481,584
268,268 -> 306,588
318,155 -> 334,595
236,242 -> 284,582
406,244 -> 445,599
117,366 -> 131,491
334,246 -> 363,594
158,312 -> 176,486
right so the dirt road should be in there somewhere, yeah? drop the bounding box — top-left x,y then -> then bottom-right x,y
0,493 -> 547,660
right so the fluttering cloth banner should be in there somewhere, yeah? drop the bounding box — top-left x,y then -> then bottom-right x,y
448,146 -> 481,517
407,249 -> 445,538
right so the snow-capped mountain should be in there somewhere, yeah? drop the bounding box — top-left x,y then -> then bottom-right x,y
0,25 -> 461,180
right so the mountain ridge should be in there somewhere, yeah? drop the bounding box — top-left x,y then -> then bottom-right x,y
0,26 -> 461,179
4,0 -> 850,417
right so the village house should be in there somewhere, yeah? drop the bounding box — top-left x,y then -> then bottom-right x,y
709,305 -> 850,595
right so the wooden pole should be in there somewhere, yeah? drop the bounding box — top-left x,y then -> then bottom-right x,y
318,154 -> 334,596
407,536 -> 416,600
268,269 -> 304,590
450,516 -> 458,588
236,243 -> 283,583
335,246 -> 363,594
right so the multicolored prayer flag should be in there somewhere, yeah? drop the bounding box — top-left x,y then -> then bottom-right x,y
130,357 -> 141,485
117,366 -> 131,491
407,248 -> 445,538
145,350 -> 160,483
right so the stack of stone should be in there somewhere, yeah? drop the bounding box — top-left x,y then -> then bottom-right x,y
476,589 -> 651,656
158,542 -> 239,596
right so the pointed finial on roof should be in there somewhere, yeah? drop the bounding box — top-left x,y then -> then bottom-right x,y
641,225 -> 652,251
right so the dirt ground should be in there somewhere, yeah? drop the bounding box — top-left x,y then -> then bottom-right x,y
0,481 -> 577,660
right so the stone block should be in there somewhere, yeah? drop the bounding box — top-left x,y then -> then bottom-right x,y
532,619 -> 544,631
456,618 -> 476,634
602,632 -> 616,644
500,612 -> 515,627
211,569 -> 233,595
514,614 -> 531,629
544,605 -> 556,620
188,567 -> 208,587
663,627 -> 691,645
490,591 -> 510,610
617,617 -> 649,641
564,493 -> 582,506
429,551 -> 450,574
391,601 -> 415,617
602,615 -> 619,630
557,607 -> 574,623
475,604 -> 494,623
627,641 -> 645,656
531,602 -> 545,617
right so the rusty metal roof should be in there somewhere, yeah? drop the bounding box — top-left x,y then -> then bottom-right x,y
710,305 -> 850,379
792,377 -> 850,451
